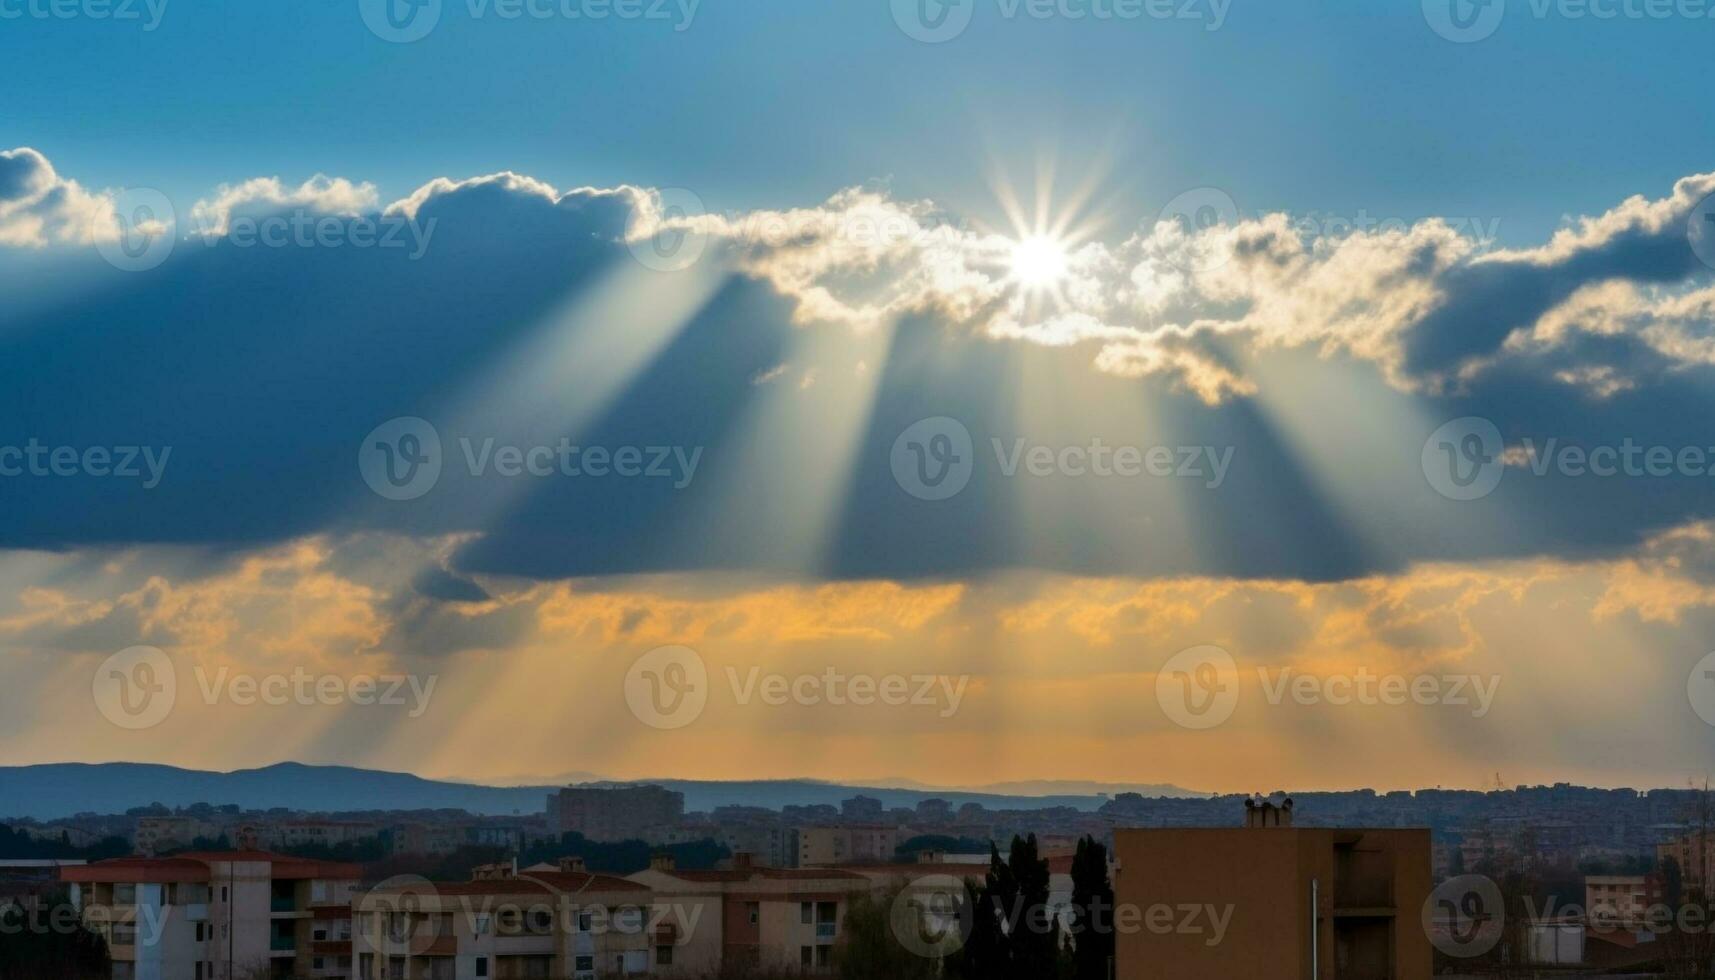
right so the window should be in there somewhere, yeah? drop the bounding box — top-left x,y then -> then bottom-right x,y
313,958 -> 325,971
195,964 -> 203,980
577,911 -> 592,932
475,957 -> 488,978
655,944 -> 673,966
816,946 -> 830,968
474,914 -> 492,936
575,955 -> 594,972
801,946 -> 813,967
747,902 -> 759,925
800,901 -> 812,924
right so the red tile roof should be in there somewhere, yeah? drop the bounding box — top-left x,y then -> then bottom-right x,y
60,851 -> 360,884
520,871 -> 651,893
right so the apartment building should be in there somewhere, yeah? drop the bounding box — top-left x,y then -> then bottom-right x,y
548,786 -> 685,843
792,825 -> 903,867
1585,874 -> 1661,926
1114,800 -> 1432,980
134,816 -> 219,856
274,821 -> 379,851
62,850 -> 361,980
1656,831 -> 1715,888
628,854 -> 872,975
354,866 -> 654,979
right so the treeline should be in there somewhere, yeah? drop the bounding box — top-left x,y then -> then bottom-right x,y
0,825 -> 129,862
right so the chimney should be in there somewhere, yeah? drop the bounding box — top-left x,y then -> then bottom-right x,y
1244,796 -> 1295,828
731,852 -> 754,871
558,856 -> 587,873
649,852 -> 676,872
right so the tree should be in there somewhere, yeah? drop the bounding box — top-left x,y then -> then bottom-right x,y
833,887 -> 940,980
950,835 -> 1061,980
1067,836 -> 1114,980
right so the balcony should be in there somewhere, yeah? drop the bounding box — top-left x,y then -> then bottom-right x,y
815,922 -> 837,940
270,935 -> 297,953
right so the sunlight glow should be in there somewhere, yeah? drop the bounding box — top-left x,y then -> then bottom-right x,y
1009,235 -> 1070,291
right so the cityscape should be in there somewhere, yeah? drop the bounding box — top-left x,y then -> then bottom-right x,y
4,0 -> 1715,977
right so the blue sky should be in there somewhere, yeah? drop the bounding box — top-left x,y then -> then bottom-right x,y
6,0 -> 1712,244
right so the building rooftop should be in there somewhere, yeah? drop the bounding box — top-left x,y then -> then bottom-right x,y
61,851 -> 361,883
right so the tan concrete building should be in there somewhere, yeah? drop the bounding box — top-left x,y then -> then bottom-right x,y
1114,802 -> 1432,980
1656,831 -> 1715,889
628,854 -> 873,975
355,868 -> 654,979
1585,874 -> 1659,926
792,825 -> 903,867
62,850 -> 361,980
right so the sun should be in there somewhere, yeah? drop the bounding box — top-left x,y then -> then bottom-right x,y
1008,235 -> 1070,291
